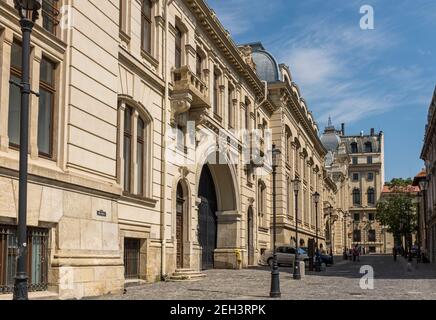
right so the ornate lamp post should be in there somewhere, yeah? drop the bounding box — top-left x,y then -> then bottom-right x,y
10,0 -> 42,301
419,178 -> 429,261
343,212 -> 349,259
269,145 -> 281,298
293,178 -> 301,280
313,192 -> 321,271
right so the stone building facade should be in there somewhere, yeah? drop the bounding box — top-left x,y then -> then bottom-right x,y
248,43 -> 329,252
421,86 -> 436,263
321,120 -> 351,255
342,126 -> 389,253
320,121 -> 392,254
0,0 -> 334,299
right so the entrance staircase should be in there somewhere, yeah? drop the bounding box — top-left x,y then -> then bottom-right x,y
167,268 -> 207,282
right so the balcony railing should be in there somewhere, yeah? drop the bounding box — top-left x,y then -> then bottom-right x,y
172,66 -> 210,107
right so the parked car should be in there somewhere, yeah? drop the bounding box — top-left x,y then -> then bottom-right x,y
318,253 -> 333,266
261,246 -> 309,267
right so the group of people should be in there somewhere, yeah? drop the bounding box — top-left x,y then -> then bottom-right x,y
343,245 -> 363,262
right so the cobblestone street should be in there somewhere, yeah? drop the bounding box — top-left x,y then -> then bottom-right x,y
93,255 -> 436,300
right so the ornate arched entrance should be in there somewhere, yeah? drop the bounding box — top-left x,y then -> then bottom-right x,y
196,151 -> 240,270
198,166 -> 217,269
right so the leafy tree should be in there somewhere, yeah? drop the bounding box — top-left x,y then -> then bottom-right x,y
385,178 -> 413,188
376,194 -> 417,248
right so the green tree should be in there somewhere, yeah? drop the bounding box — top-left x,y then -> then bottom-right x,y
376,194 -> 417,251
385,178 -> 413,188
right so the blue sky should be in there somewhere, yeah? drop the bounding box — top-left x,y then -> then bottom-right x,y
206,0 -> 436,182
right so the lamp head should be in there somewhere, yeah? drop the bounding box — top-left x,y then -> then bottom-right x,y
14,0 -> 42,11
272,145 -> 281,167
293,178 -> 301,193
313,191 -> 320,204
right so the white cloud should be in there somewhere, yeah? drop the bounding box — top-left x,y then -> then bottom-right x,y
288,48 -> 344,86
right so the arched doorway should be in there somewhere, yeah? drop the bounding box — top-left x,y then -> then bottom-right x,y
247,206 -> 255,266
198,165 -> 217,270
176,183 -> 185,269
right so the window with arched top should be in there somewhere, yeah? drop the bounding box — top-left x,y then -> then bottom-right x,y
367,188 -> 375,205
365,142 -> 373,153
352,188 -> 361,205
119,100 -> 152,198
351,142 -> 358,153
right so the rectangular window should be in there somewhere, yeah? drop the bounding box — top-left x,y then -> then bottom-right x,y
245,99 -> 250,130
367,156 -> 373,164
367,172 -> 374,181
352,173 -> 359,181
119,0 -> 127,33
354,213 -> 360,221
228,87 -> 234,129
175,27 -> 183,69
352,157 -> 358,165
8,41 -> 23,148
42,0 -> 59,35
368,229 -> 376,242
368,213 -> 375,221
213,71 -> 219,115
123,107 -> 133,193
1,226 -> 49,294
196,53 -> 202,78
353,230 -> 362,242
141,0 -> 152,54
137,118 -> 145,196
38,57 -> 56,157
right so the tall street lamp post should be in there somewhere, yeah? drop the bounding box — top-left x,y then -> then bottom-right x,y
270,145 -> 281,298
11,0 -> 42,301
313,192 -> 321,272
293,178 -> 301,280
419,178 -> 429,261
343,212 -> 349,259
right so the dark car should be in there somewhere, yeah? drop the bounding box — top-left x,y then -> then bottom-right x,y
300,247 -> 333,266
318,254 -> 333,265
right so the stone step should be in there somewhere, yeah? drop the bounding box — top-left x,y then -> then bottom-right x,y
173,269 -> 202,275
167,269 -> 207,282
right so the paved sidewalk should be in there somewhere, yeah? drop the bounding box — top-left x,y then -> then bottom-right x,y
92,255 -> 436,300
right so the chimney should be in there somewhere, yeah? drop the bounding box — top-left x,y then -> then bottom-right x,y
371,128 -> 375,136
341,123 -> 345,136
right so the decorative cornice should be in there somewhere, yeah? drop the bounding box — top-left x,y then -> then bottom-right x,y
183,0 -> 266,99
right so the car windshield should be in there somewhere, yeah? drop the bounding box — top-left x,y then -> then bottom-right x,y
298,248 -> 306,254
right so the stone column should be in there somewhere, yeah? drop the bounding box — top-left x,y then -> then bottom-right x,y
117,103 -> 126,186
214,210 -> 242,269
132,109 -> 139,194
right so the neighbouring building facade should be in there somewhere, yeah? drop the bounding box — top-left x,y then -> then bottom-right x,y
320,121 -> 392,254
421,86 -> 436,263
343,127 -> 389,254
247,43 -> 329,252
320,119 -> 351,255
0,0 -> 338,299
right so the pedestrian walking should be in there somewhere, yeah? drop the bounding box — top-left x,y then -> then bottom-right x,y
393,247 -> 397,261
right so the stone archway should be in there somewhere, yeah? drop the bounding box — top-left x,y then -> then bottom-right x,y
196,151 -> 240,270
